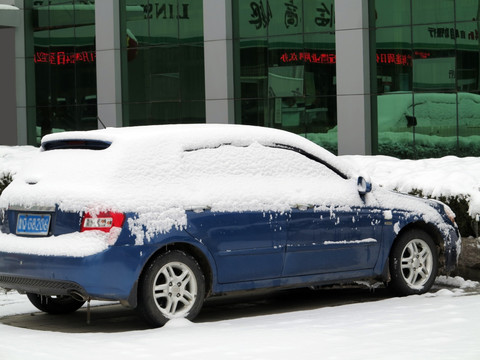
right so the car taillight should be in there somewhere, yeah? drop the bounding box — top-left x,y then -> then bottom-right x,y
81,212 -> 125,232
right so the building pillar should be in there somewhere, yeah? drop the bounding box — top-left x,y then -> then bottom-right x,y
0,27 -> 17,145
335,0 -> 371,155
0,1 -> 21,145
95,0 -> 122,128
203,0 -> 234,124
14,0 -> 29,145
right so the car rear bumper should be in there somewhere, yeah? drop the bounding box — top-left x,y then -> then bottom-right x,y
0,274 -> 87,298
0,245 -> 153,306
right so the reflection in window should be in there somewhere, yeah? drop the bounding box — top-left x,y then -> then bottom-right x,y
458,92 -> 480,152
376,93 -> 415,158
371,0 -> 480,158
120,0 -> 205,127
371,0 -> 411,27
28,0 -> 97,145
412,0 -> 454,25
374,26 -> 412,93
233,0 -> 337,154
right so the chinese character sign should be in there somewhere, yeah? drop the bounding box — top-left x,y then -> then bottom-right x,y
238,0 -> 335,36
34,51 -> 96,65
280,51 -> 422,67
304,0 -> 335,33
284,0 -> 299,28
249,0 -> 273,30
315,2 -> 334,28
280,51 -> 336,64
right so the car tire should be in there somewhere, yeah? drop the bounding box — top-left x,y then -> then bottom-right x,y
388,229 -> 438,295
26,293 -> 86,314
137,250 -> 205,328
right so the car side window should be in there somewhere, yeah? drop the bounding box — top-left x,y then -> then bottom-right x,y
179,143 -> 364,211
181,143 -> 341,181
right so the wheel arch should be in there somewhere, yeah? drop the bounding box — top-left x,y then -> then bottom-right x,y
394,221 -> 444,254
390,220 -> 447,275
136,242 -> 215,303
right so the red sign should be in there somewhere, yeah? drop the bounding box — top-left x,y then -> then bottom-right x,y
376,51 -> 430,66
34,51 -> 96,65
376,52 -> 411,66
280,51 -> 336,64
281,51 -> 431,66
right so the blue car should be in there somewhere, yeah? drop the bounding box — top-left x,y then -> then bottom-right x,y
0,124 -> 460,327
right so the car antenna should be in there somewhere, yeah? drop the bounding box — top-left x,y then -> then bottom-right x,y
97,116 -> 107,129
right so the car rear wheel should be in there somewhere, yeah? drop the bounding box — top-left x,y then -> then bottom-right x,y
388,229 -> 438,295
26,293 -> 85,314
137,250 -> 205,327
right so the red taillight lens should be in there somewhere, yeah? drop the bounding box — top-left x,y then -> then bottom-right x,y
80,212 -> 125,232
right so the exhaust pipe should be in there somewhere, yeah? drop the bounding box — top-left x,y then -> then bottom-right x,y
69,290 -> 88,302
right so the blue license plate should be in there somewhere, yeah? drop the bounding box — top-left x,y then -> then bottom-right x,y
16,213 -> 51,236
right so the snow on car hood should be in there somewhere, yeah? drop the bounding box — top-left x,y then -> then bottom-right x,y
0,124 -> 453,238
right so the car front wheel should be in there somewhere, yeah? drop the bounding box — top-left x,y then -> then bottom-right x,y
26,293 -> 85,314
388,229 -> 438,295
137,250 -> 205,327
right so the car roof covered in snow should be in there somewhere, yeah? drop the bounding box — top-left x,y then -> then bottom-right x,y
41,124 -> 352,177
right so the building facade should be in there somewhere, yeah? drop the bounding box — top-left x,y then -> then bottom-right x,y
0,0 -> 479,159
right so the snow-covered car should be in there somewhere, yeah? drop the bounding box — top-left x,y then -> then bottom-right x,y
0,124 -> 460,327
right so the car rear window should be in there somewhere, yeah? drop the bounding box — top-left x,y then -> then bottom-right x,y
41,140 -> 112,151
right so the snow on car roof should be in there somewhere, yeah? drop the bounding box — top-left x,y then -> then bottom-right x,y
41,124 -> 351,173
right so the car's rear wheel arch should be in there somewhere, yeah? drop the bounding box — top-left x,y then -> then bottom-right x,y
140,242 -> 213,298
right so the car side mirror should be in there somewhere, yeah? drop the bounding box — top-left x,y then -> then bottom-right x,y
357,176 -> 372,195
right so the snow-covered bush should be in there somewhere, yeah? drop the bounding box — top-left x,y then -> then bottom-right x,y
0,174 -> 12,196
343,155 -> 480,239
0,145 -> 37,196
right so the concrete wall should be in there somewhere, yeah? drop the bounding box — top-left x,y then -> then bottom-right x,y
335,0 -> 372,155
95,0 -> 122,128
203,0 -> 234,124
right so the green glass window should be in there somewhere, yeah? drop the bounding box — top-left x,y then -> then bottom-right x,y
26,0 -> 97,145
376,93 -> 415,158
121,0 -> 205,127
458,92 -> 480,153
233,0 -> 337,154
456,0 -> 480,23
304,0 -> 335,33
412,0 -> 454,25
412,92 -> 457,158
371,0 -> 480,158
371,0 -> 411,28
374,26 -> 412,93
412,23 -> 456,91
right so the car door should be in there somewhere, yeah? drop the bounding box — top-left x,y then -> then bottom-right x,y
180,144 -> 293,284
187,211 -> 287,284
281,158 -> 383,277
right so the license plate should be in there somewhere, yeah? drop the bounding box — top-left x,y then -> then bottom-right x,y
16,213 -> 51,236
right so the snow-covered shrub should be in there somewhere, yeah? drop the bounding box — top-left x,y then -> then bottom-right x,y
0,173 -> 12,196
378,140 -> 480,159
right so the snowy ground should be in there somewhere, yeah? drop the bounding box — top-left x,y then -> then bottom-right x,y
0,276 -> 479,360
